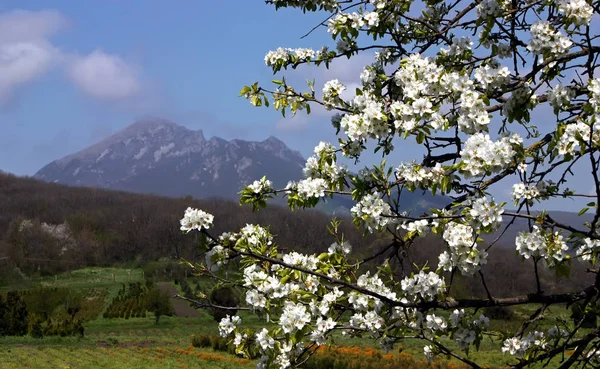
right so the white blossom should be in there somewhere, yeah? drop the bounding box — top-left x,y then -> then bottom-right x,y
528,21 -> 572,56
180,207 -> 214,232
218,315 -> 241,337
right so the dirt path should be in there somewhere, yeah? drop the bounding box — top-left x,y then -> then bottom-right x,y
156,282 -> 200,317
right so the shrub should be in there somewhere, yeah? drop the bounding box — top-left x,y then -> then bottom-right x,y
146,286 -> 173,324
4,291 -> 28,336
27,313 -> 44,338
209,285 -> 239,322
191,333 -> 212,348
483,306 -> 514,321
210,335 -> 228,352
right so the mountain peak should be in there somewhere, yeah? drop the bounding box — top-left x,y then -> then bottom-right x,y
34,118 -> 306,200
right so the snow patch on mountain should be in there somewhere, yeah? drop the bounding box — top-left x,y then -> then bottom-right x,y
134,147 -> 148,160
154,143 -> 175,162
97,149 -> 111,162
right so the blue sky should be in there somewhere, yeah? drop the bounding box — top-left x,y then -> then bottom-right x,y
0,1 -> 593,211
0,1 -> 338,175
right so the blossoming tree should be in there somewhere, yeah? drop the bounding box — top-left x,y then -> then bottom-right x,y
181,0 -> 600,368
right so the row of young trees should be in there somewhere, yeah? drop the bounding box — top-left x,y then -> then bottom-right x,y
181,1 -> 600,368
102,281 -> 173,324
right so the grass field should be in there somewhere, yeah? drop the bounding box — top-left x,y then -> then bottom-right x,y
0,267 -> 589,368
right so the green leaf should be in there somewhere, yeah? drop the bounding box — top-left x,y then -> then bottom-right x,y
578,207 -> 590,216
239,86 -> 251,96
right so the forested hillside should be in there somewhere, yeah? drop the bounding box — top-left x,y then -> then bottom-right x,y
0,172 -> 590,299
0,172 -> 378,274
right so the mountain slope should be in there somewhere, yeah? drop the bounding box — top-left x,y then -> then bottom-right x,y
35,118 -> 305,199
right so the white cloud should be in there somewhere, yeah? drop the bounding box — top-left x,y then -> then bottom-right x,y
0,41 -> 61,105
68,50 -> 141,100
0,9 -> 67,107
0,9 -> 67,44
0,9 -> 147,108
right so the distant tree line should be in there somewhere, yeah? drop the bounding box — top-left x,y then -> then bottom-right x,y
0,172 -> 375,274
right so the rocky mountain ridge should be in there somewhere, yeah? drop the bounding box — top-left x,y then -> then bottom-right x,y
35,119 -> 306,199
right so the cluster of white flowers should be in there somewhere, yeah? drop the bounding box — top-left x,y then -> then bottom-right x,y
474,64 -> 510,90
328,241 -> 352,255
353,271 -> 398,307
476,0 -> 505,18
32,222 -> 75,255
219,315 -> 241,337
576,237 -> 600,262
239,224 -> 273,249
557,0 -> 594,27
392,53 -> 499,135
548,325 -> 569,339
360,66 -> 376,87
502,331 -> 547,356
348,273 -> 403,331
264,47 -> 316,67
423,345 -> 435,363
349,310 -> 385,331
296,177 -> 328,198
390,98 -> 434,132
401,271 -> 445,302
205,245 -> 229,272
460,133 -> 519,178
589,78 -> 600,112
396,162 -> 446,190
180,207 -> 214,232
400,219 -> 430,236
243,265 -> 290,304
511,182 -> 541,204
548,84 -> 574,111
469,197 -> 504,231
245,289 -> 267,309
448,309 -> 490,351
256,328 -> 275,351
351,192 -> 393,232
302,142 -> 347,188
516,226 -> 569,265
327,10 -> 380,36
375,48 -> 393,63
309,317 -> 337,345
394,54 -> 445,100
248,178 -> 274,194
457,90 -> 492,133
322,79 -> 346,108
440,222 -> 488,276
441,37 -> 473,56
527,21 -> 572,56
340,93 -> 388,141
279,301 -> 311,333
282,251 -> 319,270
310,287 -> 343,317
556,121 -> 598,156
313,141 -> 336,156
426,314 -> 448,331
